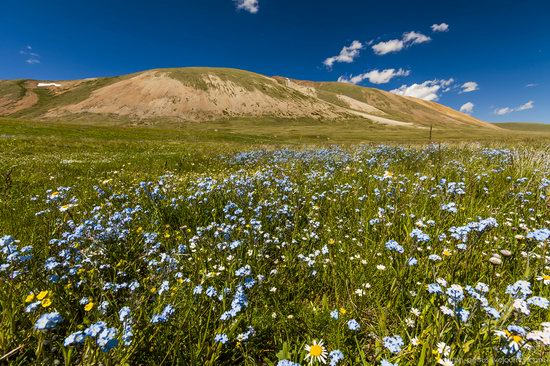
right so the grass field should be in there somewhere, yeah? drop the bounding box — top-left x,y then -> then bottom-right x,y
494,123 -> 550,134
0,118 -> 549,365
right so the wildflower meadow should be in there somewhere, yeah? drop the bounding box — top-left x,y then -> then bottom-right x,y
1,140 -> 549,365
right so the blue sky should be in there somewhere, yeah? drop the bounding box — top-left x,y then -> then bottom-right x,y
1,0 -> 548,122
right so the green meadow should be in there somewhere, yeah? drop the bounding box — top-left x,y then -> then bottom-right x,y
0,118 -> 549,365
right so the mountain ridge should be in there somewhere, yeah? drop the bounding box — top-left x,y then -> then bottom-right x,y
0,67 -> 498,129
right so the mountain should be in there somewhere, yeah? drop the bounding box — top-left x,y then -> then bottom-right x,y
0,67 -> 497,129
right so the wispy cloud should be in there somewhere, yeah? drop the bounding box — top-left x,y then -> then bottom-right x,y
526,83 -> 538,88
235,0 -> 259,14
372,31 -> 431,55
390,79 -> 454,101
494,101 -> 534,115
431,23 -> 449,32
20,45 -> 40,64
460,102 -> 475,114
402,31 -> 431,45
338,68 -> 410,85
460,81 -> 479,93
323,41 -> 364,68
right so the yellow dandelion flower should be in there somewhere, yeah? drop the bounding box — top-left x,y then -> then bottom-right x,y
328,238 -> 335,245
84,302 -> 94,312
442,249 -> 452,256
41,298 -> 52,308
37,291 -> 49,300
25,293 -> 35,303
339,307 -> 347,315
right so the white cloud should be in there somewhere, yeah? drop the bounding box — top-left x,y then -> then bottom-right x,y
20,45 -> 40,64
338,68 -> 410,85
235,0 -> 259,14
461,81 -> 479,93
372,39 -> 404,55
390,79 -> 454,101
526,83 -> 538,88
460,102 -> 475,114
494,101 -> 534,115
402,31 -> 431,45
431,23 -> 449,32
372,31 -> 431,55
323,41 -> 364,68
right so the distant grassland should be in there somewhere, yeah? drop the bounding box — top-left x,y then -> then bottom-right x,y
494,122 -> 550,133
0,117 -> 548,218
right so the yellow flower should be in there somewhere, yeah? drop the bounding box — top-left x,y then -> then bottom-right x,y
41,298 -> 52,308
328,238 -> 335,245
59,204 -> 71,211
84,302 -> 94,312
442,249 -> 452,256
25,293 -> 35,303
136,226 -> 143,233
304,340 -> 327,364
37,291 -> 49,300
164,232 -> 171,238
339,307 -> 347,315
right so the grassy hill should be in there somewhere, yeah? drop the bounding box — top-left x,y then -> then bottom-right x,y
0,67 -> 497,131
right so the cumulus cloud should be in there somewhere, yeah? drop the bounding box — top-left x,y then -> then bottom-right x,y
338,68 -> 410,85
372,31 -> 431,55
20,45 -> 40,64
372,39 -> 405,55
431,23 -> 449,32
235,0 -> 259,14
390,79 -> 454,101
494,101 -> 535,116
461,81 -> 479,93
323,41 -> 364,68
460,102 -> 475,114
